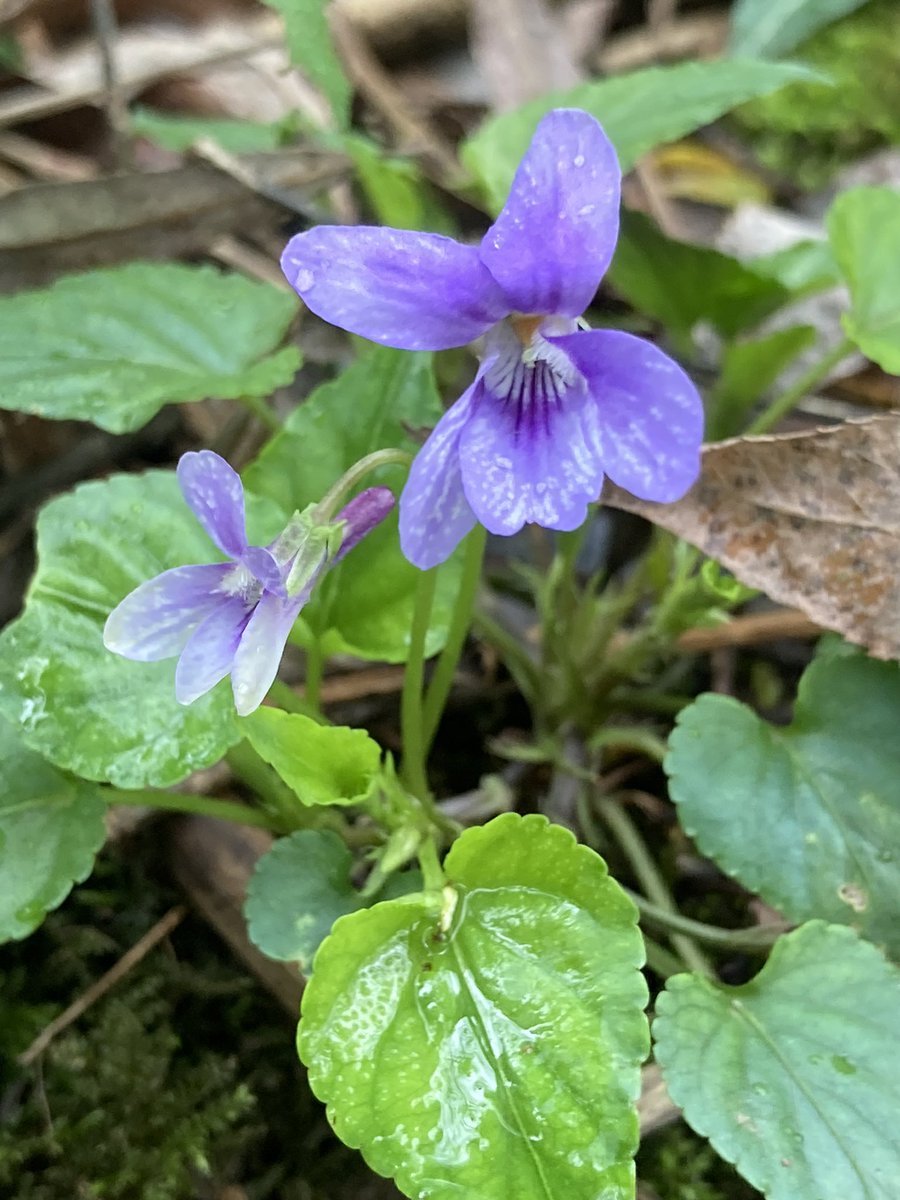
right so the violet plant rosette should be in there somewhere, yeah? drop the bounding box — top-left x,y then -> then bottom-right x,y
281,107 -> 704,571
103,450 -> 393,715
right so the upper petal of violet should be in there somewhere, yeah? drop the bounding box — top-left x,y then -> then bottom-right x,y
550,328 -> 703,502
479,108 -> 621,318
103,562 -> 233,662
281,226 -> 510,351
177,450 -> 248,560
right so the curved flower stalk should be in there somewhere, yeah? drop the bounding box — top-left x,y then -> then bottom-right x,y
104,450 -> 393,715
281,108 -> 704,570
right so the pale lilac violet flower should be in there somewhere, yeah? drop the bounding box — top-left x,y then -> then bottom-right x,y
281,108 -> 704,569
103,451 -> 393,715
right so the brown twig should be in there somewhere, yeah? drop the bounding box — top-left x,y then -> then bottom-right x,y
18,906 -> 187,1066
89,0 -> 129,166
677,609 -> 822,652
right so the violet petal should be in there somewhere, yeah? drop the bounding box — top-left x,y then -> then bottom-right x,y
174,595 -> 252,706
177,450 -> 247,559
479,109 -> 621,318
334,486 -> 396,563
550,329 -> 704,502
458,374 -> 605,535
240,546 -> 287,597
399,383 -> 479,569
103,563 -> 232,662
231,589 -> 306,716
281,226 -> 510,350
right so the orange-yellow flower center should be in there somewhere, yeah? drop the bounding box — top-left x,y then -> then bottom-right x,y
511,314 -> 545,348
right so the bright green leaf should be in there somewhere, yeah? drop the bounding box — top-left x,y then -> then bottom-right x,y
300,812 -> 648,1200
131,106 -> 299,152
0,263 -> 300,433
729,0 -> 871,60
262,0 -> 351,129
0,471 -> 284,788
245,830 -> 363,967
244,345 -> 462,661
654,921 -> 900,1200
607,209 -> 790,352
665,651 -> 900,955
344,134 -> 456,233
461,60 -> 820,213
0,716 -> 107,942
708,325 -> 816,439
240,708 -> 381,806
750,238 -> 841,294
828,186 -> 900,372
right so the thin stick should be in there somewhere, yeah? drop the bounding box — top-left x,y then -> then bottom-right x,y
19,906 -> 187,1066
90,0 -> 128,164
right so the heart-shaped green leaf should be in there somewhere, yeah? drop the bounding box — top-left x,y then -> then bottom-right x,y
0,715 -> 107,942
829,186 -> 900,373
244,344 -> 462,662
0,262 -> 300,433
665,651 -> 900,955
0,471 -> 283,787
240,708 -> 381,806
654,921 -> 900,1200
461,60 -> 819,213
299,813 -> 648,1200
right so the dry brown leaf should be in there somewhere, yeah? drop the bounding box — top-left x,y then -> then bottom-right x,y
603,416 -> 900,660
469,0 -> 582,112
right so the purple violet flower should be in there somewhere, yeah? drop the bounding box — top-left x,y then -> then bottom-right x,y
281,107 -> 704,570
103,450 -> 393,715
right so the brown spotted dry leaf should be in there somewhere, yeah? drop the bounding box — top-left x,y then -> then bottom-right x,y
603,415 -> 900,660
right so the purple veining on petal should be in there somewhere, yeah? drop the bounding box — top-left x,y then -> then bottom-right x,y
281,226 -> 510,351
103,562 -> 233,661
230,588 -> 309,716
174,595 -> 253,706
479,108 -> 621,317
550,329 -> 704,502
177,450 -> 248,559
399,382 -> 479,569
240,545 -> 287,597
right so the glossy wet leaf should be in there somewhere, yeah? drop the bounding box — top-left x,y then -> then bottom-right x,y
828,186 -> 900,373
0,715 -> 107,942
244,345 -> 462,661
240,708 -> 381,807
666,651 -> 900,955
246,830 -> 364,968
262,0 -> 351,128
461,59 -> 819,212
300,812 -> 649,1200
0,471 -> 283,787
0,262 -> 300,433
655,921 -> 900,1200
608,209 -> 790,354
729,0 -> 870,60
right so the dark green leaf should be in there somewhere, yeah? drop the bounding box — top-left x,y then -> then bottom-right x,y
0,471 -> 284,787
0,263 -> 300,433
665,651 -> 900,955
244,345 -> 462,661
299,813 -> 648,1200
655,921 -> 900,1200
729,0 -> 871,60
828,186 -> 900,372
461,60 -> 820,213
707,325 -> 816,439
0,716 -> 107,942
131,106 -> 299,153
240,708 -> 381,806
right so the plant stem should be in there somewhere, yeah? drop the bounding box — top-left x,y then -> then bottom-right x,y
746,337 -> 853,435
103,787 -> 280,830
627,889 -> 789,951
315,447 -> 412,519
268,679 -> 318,718
417,836 -> 446,893
240,393 -> 281,433
400,567 -> 438,798
641,936 -> 685,980
422,524 -> 487,751
595,792 -> 715,978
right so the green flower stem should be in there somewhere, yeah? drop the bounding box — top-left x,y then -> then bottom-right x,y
627,889 -> 790,951
315,447 -> 412,520
102,787 -> 280,830
400,567 -> 438,799
641,936 -> 685,980
595,792 -> 715,979
226,739 -> 345,834
422,524 -> 487,752
417,835 -> 446,893
746,336 -> 854,435
239,392 -> 281,433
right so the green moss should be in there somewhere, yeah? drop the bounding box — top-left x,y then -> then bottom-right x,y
733,0 -> 900,187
